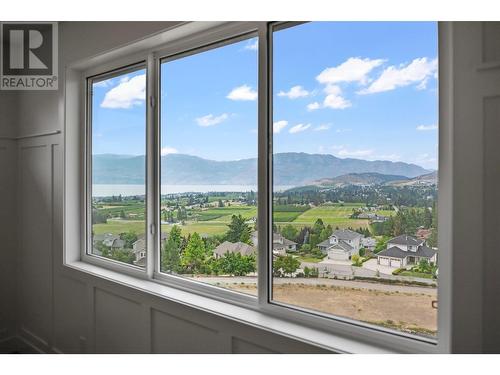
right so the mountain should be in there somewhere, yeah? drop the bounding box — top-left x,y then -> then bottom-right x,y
388,171 -> 438,187
312,172 -> 410,187
92,152 -> 431,186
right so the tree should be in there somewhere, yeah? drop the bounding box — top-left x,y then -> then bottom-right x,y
374,236 -> 389,254
312,218 -> 325,234
181,232 -> 211,274
218,199 -> 224,208
219,252 -> 256,276
351,254 -> 362,267
120,231 -> 138,249
225,214 -> 252,244
273,255 -> 300,277
281,224 -> 298,242
161,225 -> 183,273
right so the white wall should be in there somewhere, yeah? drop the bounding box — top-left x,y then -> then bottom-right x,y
0,92 -> 18,342
4,21 -> 500,353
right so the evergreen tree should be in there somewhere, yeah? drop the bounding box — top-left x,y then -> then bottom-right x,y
161,225 -> 183,273
225,214 -> 252,244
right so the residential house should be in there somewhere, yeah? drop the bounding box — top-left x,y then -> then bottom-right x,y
416,227 -> 432,241
361,237 -> 377,252
376,234 -> 437,268
317,229 -> 363,260
132,232 -> 169,267
213,241 -> 256,259
251,231 -> 298,256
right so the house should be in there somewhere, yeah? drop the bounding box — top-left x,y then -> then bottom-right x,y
251,231 -> 298,255
132,232 -> 169,267
361,237 -> 377,252
213,241 -> 256,259
317,229 -> 363,260
93,233 -> 119,247
376,235 -> 437,268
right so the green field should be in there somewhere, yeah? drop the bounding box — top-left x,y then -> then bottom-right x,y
93,202 -> 378,237
288,203 -> 370,229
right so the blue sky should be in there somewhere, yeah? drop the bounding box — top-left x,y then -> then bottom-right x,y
92,22 -> 438,170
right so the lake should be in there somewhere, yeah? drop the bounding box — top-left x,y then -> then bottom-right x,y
92,184 -> 294,197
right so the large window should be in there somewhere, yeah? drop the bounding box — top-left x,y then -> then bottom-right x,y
84,22 -> 439,346
272,22 -> 438,339
159,36 -> 259,294
88,65 -> 147,268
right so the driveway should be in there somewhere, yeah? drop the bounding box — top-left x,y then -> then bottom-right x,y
362,258 -> 398,276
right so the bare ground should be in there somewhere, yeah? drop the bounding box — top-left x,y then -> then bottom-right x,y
225,283 -> 437,336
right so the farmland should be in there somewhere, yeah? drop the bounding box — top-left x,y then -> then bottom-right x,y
92,197 -> 394,237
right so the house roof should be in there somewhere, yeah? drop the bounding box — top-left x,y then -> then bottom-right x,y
111,239 -> 125,248
93,233 -> 119,243
317,239 -> 331,248
213,241 -> 256,257
388,235 -> 423,246
332,229 -> 363,241
328,241 -> 353,252
317,238 -> 353,252
377,245 -> 436,260
362,237 -> 377,246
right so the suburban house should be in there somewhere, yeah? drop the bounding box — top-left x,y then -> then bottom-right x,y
317,229 -> 363,260
357,212 -> 388,222
361,237 -> 377,252
251,231 -> 297,256
132,232 -> 169,267
92,233 -> 125,255
376,235 -> 437,268
213,241 -> 256,259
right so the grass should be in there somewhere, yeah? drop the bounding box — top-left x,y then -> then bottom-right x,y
297,256 -> 323,263
289,203 -> 370,229
399,271 -> 435,279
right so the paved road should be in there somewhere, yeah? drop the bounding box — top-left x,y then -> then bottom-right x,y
192,276 -> 437,295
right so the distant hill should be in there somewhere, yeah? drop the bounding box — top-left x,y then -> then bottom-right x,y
388,171 -> 438,187
312,172 -> 410,187
92,152 -> 431,186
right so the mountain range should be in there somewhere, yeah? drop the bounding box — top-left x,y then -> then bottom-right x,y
92,152 -> 431,186
311,171 -> 438,188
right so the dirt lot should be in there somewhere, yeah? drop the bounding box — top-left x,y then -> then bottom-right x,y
226,283 -> 437,336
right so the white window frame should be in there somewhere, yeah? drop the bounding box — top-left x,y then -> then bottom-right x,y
68,21 -> 450,354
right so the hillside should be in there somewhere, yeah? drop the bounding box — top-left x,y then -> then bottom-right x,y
312,172 -> 410,187
92,152 -> 431,186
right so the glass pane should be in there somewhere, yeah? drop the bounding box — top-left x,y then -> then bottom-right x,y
90,67 -> 147,268
272,22 -> 438,339
160,37 -> 259,295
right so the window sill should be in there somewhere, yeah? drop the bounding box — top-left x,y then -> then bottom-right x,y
65,260 -> 401,354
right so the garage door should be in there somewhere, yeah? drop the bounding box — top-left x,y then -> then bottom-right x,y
390,259 -> 401,268
379,257 -> 389,266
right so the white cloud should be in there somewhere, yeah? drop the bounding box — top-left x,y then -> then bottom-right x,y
227,84 -> 258,101
333,145 -> 373,158
358,57 -> 438,95
316,57 -> 384,85
314,124 -> 330,131
289,123 -> 311,134
196,113 -> 229,127
416,124 -> 438,131
244,38 -> 258,51
307,102 -> 320,111
94,78 -> 113,88
323,85 -> 351,109
277,85 -> 310,99
161,147 -> 178,156
101,74 -> 146,109
273,120 -> 288,134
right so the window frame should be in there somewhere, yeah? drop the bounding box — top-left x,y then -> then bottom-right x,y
79,21 -> 447,353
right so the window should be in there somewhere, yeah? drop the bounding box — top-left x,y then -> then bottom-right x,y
271,22 -> 438,339
158,36 -> 259,294
87,65 -> 147,268
83,22 -> 440,348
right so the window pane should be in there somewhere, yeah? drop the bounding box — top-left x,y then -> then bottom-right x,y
90,67 -> 147,268
159,37 -> 259,295
272,22 -> 438,339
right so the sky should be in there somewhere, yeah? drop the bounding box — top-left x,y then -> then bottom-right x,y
92,22 -> 438,170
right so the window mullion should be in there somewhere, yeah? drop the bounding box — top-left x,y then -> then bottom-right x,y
146,52 -> 158,279
257,22 -> 272,307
